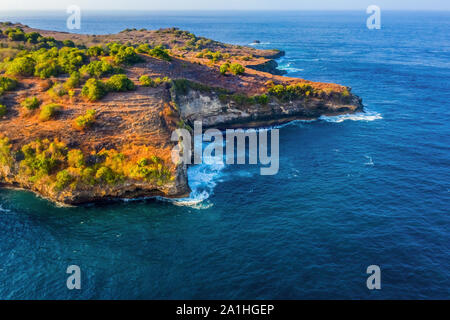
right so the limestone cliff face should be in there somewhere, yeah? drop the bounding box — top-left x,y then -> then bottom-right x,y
175,89 -> 363,129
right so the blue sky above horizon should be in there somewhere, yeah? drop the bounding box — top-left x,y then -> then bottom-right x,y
1,0 -> 449,11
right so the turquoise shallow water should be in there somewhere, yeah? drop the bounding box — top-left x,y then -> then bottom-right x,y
0,11 -> 449,299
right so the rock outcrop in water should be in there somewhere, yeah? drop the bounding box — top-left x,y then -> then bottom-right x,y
0,23 -> 363,204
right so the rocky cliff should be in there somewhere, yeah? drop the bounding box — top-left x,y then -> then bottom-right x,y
0,23 -> 363,204
174,85 -> 362,128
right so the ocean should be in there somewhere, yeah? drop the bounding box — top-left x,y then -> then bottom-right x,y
0,10 -> 448,299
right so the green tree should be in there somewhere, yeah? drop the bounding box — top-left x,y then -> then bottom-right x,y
6,56 -> 36,76
34,59 -> 60,79
86,46 -> 105,57
64,71 -> 81,89
55,170 -> 73,190
79,60 -> 118,78
105,74 -> 135,92
81,78 -> 107,101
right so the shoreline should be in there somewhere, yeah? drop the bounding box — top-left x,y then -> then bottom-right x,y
0,107 -> 367,207
0,23 -> 363,206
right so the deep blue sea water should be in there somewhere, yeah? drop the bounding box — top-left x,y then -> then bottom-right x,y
0,11 -> 448,299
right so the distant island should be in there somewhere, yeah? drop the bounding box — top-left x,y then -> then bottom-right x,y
0,22 -> 363,205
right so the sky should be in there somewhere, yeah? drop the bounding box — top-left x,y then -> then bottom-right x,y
0,0 -> 449,11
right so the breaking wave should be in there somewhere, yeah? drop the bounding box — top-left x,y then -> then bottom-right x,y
162,109 -> 381,209
277,60 -> 304,73
170,162 -> 225,210
319,109 -> 383,123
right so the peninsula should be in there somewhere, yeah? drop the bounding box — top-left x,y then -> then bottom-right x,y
0,23 -> 363,204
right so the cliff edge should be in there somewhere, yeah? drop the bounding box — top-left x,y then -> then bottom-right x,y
0,23 -> 363,204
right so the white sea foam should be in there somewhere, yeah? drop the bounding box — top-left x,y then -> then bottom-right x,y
281,119 -> 315,128
364,155 -> 375,166
160,109 -> 381,209
277,61 -> 304,73
170,161 -> 225,210
282,67 -> 304,73
319,110 -> 383,123
248,42 -> 271,46
168,137 -> 226,210
0,205 -> 11,213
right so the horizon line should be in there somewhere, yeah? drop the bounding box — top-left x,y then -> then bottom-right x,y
0,9 -> 449,12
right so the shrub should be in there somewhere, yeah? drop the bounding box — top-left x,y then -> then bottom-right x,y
86,46 -> 105,57
34,59 -> 60,79
230,63 -> 245,75
21,97 -> 41,110
220,62 -> 230,75
268,84 -> 285,96
4,28 -> 25,41
81,167 -> 96,185
55,169 -> 73,190
198,50 -> 222,62
62,40 -> 75,47
0,104 -> 7,116
39,103 -> 62,121
20,139 -> 67,181
136,44 -> 151,54
6,56 -> 35,76
57,47 -> 87,74
0,136 -> 12,166
139,75 -> 152,86
342,88 -> 350,97
64,71 -> 80,89
81,78 -> 107,101
156,77 -> 171,85
95,166 -> 119,184
111,45 -> 142,64
229,94 -> 251,105
73,109 -> 96,130
25,32 -> 41,44
128,155 -> 171,183
30,47 -> 58,63
105,74 -> 135,92
267,83 -> 316,101
106,42 -> 122,55
211,51 -> 222,62
255,94 -> 269,105
149,45 -> 171,61
140,75 -> 170,88
0,76 -> 18,93
79,60 -> 118,78
47,83 -> 67,100
67,149 -> 85,168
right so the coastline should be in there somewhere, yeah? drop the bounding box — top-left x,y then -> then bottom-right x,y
0,23 -> 363,205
